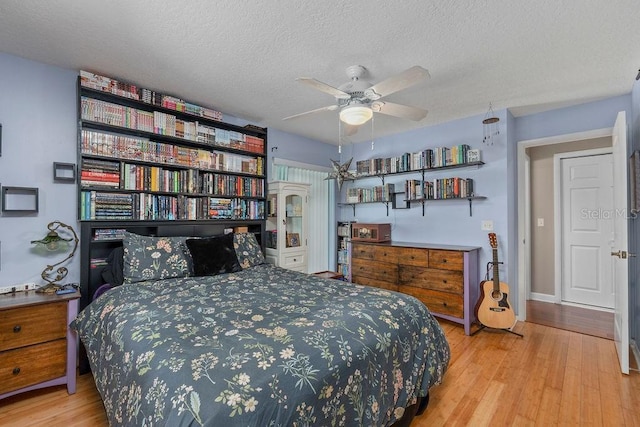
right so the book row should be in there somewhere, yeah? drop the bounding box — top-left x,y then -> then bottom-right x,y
355,144 -> 480,176
81,130 -> 264,176
93,228 -> 127,241
346,183 -> 396,204
405,177 -> 475,200
81,97 -> 264,154
80,70 -> 223,121
80,191 -> 265,221
82,159 -> 264,197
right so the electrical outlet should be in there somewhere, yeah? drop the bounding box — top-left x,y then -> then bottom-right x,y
481,220 -> 494,231
0,282 -> 37,294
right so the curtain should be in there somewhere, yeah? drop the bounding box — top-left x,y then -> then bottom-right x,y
273,164 -> 334,273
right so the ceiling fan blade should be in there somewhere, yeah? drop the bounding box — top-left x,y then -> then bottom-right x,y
297,77 -> 351,99
364,66 -> 430,99
282,105 -> 338,121
372,101 -> 428,121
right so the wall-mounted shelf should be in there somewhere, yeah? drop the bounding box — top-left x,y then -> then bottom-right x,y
406,195 -> 487,216
1,186 -> 39,213
53,162 -> 76,183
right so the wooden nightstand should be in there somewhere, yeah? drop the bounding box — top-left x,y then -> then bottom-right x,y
0,290 -> 79,400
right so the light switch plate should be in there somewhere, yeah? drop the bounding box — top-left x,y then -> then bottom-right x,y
537,218 -> 545,227
481,220 -> 494,231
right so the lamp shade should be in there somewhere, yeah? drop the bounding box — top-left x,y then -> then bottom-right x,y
339,105 -> 373,126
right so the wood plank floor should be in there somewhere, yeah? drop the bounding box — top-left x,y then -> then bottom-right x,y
1,320 -> 638,426
526,299 -> 614,340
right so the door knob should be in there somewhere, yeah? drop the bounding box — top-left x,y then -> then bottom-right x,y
611,250 -> 628,259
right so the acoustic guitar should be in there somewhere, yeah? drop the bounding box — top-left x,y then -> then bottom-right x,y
475,233 -> 516,329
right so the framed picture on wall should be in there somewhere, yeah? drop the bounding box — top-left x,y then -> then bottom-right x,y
630,150 -> 640,213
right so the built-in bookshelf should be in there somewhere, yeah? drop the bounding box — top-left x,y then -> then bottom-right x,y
340,144 -> 485,216
77,71 -> 268,315
78,71 -> 266,222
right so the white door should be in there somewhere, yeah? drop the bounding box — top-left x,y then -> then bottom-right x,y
561,154 -> 614,307
611,111 -> 629,374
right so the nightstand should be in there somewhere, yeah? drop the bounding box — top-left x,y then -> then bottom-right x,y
0,291 -> 79,400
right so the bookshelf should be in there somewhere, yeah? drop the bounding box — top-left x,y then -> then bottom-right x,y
340,146 -> 485,216
76,71 -> 268,311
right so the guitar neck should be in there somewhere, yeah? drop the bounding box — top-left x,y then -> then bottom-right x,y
492,248 -> 500,290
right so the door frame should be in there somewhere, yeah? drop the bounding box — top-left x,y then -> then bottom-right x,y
517,128 -> 613,320
553,148 -> 613,306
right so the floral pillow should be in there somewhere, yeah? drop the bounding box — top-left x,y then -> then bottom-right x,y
122,232 -> 190,283
233,232 -> 265,269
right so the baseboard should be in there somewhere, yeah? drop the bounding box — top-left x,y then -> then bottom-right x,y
631,339 -> 640,372
529,292 -> 556,303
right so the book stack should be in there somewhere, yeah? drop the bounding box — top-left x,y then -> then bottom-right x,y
81,159 -> 120,188
80,71 -> 139,100
93,229 -> 127,241
429,177 -> 474,199
346,183 -> 395,203
355,144 -> 476,177
200,174 -> 264,197
81,130 -> 264,176
136,88 -> 223,121
209,198 -> 233,219
81,191 -> 133,220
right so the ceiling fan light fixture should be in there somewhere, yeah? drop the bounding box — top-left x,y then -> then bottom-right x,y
340,105 -> 373,126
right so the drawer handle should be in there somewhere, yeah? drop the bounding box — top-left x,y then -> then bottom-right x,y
442,259 -> 447,263
411,255 -> 415,259
443,280 -> 447,284
293,258 -> 297,262
442,302 -> 448,307
12,367 -> 20,375
13,325 -> 21,333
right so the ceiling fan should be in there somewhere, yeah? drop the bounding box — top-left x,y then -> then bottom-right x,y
283,65 -> 430,134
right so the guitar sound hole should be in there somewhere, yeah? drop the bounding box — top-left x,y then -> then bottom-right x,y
491,290 -> 502,300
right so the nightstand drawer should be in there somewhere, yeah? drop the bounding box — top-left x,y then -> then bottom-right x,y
0,302 -> 67,352
0,339 -> 67,395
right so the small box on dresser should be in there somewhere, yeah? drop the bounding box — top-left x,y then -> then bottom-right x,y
0,291 -> 79,400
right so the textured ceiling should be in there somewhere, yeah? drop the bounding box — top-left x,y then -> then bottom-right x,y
1,1 -> 639,145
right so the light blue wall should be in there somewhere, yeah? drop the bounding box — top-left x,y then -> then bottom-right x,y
339,110 -> 511,303
514,94 -> 631,142
0,53 -> 79,288
0,52 -> 336,288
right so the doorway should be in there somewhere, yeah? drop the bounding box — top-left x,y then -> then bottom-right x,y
517,129 -> 614,328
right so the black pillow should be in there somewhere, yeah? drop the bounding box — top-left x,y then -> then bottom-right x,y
101,246 -> 124,286
185,233 -> 242,276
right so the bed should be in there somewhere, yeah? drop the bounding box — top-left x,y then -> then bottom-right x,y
71,231 -> 450,426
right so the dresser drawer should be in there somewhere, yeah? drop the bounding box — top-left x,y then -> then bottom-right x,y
352,275 -> 398,292
351,258 -> 398,282
0,302 -> 67,352
397,247 -> 429,267
352,244 -> 400,264
0,339 -> 67,395
399,266 -> 463,293
428,250 -> 464,271
399,286 -> 464,318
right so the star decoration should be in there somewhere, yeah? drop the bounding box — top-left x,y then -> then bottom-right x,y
326,158 -> 354,191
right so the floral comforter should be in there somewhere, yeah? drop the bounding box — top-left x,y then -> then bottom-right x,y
72,264 -> 450,426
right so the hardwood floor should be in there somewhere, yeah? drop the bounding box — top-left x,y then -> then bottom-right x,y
1,320 -> 638,426
526,299 -> 614,340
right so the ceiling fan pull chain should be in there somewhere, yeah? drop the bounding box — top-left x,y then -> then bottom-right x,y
371,115 -> 375,151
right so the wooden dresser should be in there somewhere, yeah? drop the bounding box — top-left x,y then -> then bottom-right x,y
351,241 -> 480,335
0,291 -> 79,400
